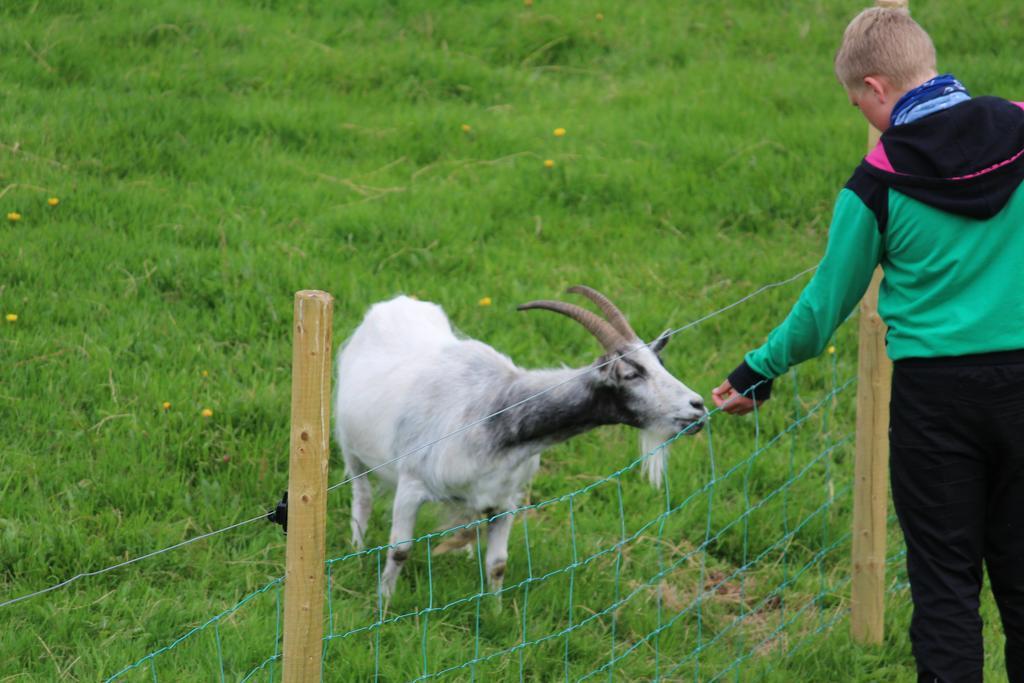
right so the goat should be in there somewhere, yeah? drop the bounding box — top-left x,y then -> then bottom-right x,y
333,286 -> 706,598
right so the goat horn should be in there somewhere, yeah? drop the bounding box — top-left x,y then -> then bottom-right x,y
566,285 -> 638,341
517,300 -> 624,352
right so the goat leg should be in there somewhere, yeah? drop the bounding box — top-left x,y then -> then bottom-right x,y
349,467 -> 373,549
432,504 -> 476,557
379,477 -> 428,599
485,510 -> 514,593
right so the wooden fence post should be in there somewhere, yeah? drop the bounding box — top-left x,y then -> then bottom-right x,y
851,266 -> 891,644
850,0 -> 905,644
283,290 -> 334,681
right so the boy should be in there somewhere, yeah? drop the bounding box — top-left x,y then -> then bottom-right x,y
711,7 -> 1024,682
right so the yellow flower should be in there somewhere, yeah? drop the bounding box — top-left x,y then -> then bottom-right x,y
201,370 -> 209,378
478,296 -> 492,306
461,123 -> 472,133
523,0 -> 533,6
828,345 -> 836,354
553,127 -> 566,137
47,197 -> 59,207
544,159 -> 555,168
162,401 -> 172,411
201,408 -> 214,418
7,212 -> 21,222
5,313 -> 17,322
596,12 -> 604,21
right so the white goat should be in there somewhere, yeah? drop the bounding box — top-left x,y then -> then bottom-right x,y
334,286 -> 706,597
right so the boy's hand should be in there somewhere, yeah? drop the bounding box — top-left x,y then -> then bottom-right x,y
712,380 -> 765,416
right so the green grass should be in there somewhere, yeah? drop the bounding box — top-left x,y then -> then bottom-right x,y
1,0 -> 1020,680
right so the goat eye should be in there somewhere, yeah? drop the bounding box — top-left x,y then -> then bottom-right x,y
620,369 -> 640,381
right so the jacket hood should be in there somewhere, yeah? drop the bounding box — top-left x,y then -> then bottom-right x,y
860,96 -> 1024,219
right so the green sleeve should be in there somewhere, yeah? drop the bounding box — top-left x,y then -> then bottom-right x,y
745,188 -> 884,379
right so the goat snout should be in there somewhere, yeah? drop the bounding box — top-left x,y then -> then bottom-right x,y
679,418 -> 704,435
676,397 -> 707,435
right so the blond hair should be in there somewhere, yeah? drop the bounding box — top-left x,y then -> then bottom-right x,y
835,7 -> 936,91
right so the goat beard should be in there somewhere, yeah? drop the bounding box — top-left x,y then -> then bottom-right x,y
639,428 -> 673,490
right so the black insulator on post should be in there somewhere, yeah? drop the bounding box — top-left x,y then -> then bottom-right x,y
267,491 -> 288,534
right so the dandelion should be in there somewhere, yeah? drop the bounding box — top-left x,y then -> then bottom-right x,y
553,127 -> 566,137
478,296 -> 492,307
544,159 -> 555,168
596,12 -> 604,21
162,401 -> 172,411
5,313 -> 17,322
201,370 -> 209,378
7,212 -> 21,222
828,345 -> 836,354
48,197 -> 59,207
201,408 -> 214,418
461,124 -> 472,133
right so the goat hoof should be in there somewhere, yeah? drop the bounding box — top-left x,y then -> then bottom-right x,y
379,574 -> 398,601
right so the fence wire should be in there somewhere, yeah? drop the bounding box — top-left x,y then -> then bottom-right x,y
105,346 -> 910,681
9,266 -> 913,680
2,267 -> 818,614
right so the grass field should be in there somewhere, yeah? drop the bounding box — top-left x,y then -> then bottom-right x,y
2,0 -> 1022,680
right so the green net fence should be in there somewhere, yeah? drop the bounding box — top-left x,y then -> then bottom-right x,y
103,344 -> 909,681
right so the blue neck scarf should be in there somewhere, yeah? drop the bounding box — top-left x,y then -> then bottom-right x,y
890,74 -> 971,127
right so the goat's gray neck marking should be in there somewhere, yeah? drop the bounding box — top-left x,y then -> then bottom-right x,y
487,366 -> 640,451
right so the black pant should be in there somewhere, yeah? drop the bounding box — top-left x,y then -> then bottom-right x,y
890,351 -> 1024,683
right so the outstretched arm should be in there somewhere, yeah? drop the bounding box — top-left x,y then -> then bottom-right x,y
717,187 -> 884,413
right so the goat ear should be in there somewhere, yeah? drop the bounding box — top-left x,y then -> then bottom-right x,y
597,354 -> 629,385
650,329 -> 672,355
